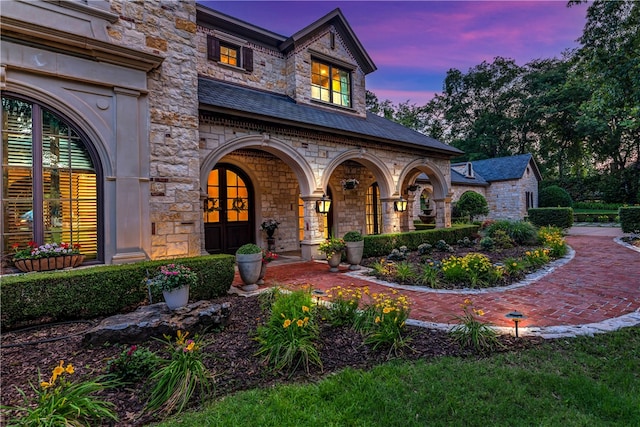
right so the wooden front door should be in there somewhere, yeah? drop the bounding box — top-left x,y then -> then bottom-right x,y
204,164 -> 254,254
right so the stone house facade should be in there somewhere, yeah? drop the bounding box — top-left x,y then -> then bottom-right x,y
1,0 -> 462,267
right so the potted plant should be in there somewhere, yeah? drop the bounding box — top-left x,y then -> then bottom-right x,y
11,241 -> 84,272
260,218 -> 280,239
148,263 -> 198,310
260,218 -> 280,251
318,237 -> 346,272
257,249 -> 279,285
340,178 -> 359,190
343,231 -> 364,270
235,243 -> 263,291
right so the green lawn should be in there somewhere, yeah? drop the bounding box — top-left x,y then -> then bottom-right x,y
155,326 -> 639,427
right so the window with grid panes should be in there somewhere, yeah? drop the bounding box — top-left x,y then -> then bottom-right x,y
311,59 -> 351,107
1,95 -> 99,259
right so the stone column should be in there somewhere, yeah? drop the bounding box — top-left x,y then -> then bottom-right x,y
434,195 -> 453,228
111,87 -> 149,264
380,198 -> 401,234
299,196 -> 326,260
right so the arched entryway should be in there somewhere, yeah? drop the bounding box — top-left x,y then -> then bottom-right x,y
203,163 -> 254,254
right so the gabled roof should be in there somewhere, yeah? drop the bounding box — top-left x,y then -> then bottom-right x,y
453,154 -> 541,182
196,6 -> 376,74
196,4 -> 287,49
198,77 -> 463,157
279,8 -> 376,74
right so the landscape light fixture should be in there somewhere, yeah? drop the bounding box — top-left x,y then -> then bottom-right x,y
316,194 -> 331,214
394,197 -> 408,212
505,310 -> 527,338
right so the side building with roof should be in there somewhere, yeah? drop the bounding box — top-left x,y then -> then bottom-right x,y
414,154 -> 541,222
1,1 -> 462,267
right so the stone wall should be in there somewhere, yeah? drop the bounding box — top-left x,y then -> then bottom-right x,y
108,0 -> 201,259
196,24 -> 367,118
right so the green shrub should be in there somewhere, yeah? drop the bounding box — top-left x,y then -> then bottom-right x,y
106,345 -> 161,384
146,331 -> 212,415
450,299 -> 500,354
6,361 -> 118,426
528,207 -> 574,229
255,289 -> 321,373
0,254 -> 235,329
539,185 -> 573,207
485,220 -> 538,245
455,192 -> 489,221
235,243 -> 262,254
574,201 -> 623,210
537,226 -> 568,258
362,225 -> 479,258
619,206 -> 640,233
342,231 -> 364,242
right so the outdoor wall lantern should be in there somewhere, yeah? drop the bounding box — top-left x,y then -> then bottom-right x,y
316,194 -> 331,214
505,310 -> 527,338
394,197 -> 408,212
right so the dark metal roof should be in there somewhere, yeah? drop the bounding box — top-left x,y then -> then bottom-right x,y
453,154 -> 540,182
198,77 -> 463,157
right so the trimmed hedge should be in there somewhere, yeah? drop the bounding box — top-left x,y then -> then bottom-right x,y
363,225 -> 479,258
619,206 -> 640,233
0,254 -> 235,330
528,208 -> 574,229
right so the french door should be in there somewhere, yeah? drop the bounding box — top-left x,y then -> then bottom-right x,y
203,164 -> 254,254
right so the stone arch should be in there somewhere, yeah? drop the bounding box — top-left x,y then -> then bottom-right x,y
200,135 -> 317,196
398,159 -> 450,199
322,149 -> 395,198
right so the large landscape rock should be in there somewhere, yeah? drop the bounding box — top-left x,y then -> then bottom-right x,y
82,300 -> 231,346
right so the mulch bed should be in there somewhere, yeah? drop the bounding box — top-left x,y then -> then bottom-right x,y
0,294 -> 544,426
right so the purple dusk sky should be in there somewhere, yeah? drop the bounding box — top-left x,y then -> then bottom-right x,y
198,1 -> 588,105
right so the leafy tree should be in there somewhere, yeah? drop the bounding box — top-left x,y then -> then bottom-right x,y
569,0 -> 640,203
539,185 -> 573,207
455,191 -> 489,221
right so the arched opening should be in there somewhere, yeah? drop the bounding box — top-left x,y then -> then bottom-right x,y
1,94 -> 102,263
203,163 -> 254,254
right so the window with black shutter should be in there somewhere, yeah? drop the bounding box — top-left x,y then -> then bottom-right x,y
207,35 -> 253,72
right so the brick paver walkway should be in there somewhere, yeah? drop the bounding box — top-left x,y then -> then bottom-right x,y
233,227 -> 640,335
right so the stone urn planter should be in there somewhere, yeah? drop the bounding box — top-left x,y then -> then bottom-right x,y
345,241 -> 364,270
318,237 -> 346,273
236,243 -> 263,291
256,262 -> 267,285
163,285 -> 190,310
13,254 -> 85,272
326,252 -> 342,272
343,231 -> 364,271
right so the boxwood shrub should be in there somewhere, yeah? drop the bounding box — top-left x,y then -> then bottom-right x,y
528,207 -> 574,229
619,206 -> 640,233
362,224 -> 479,258
0,254 -> 235,330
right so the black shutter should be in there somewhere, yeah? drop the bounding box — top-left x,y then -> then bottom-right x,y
207,35 -> 220,61
243,47 -> 253,72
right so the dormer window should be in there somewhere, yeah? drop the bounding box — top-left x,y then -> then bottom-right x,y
311,59 -> 351,108
465,162 -> 475,179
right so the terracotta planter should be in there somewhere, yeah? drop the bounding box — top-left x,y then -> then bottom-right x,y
327,252 -> 342,272
163,285 -> 190,310
13,255 -> 85,273
345,241 -> 364,270
236,252 -> 262,291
